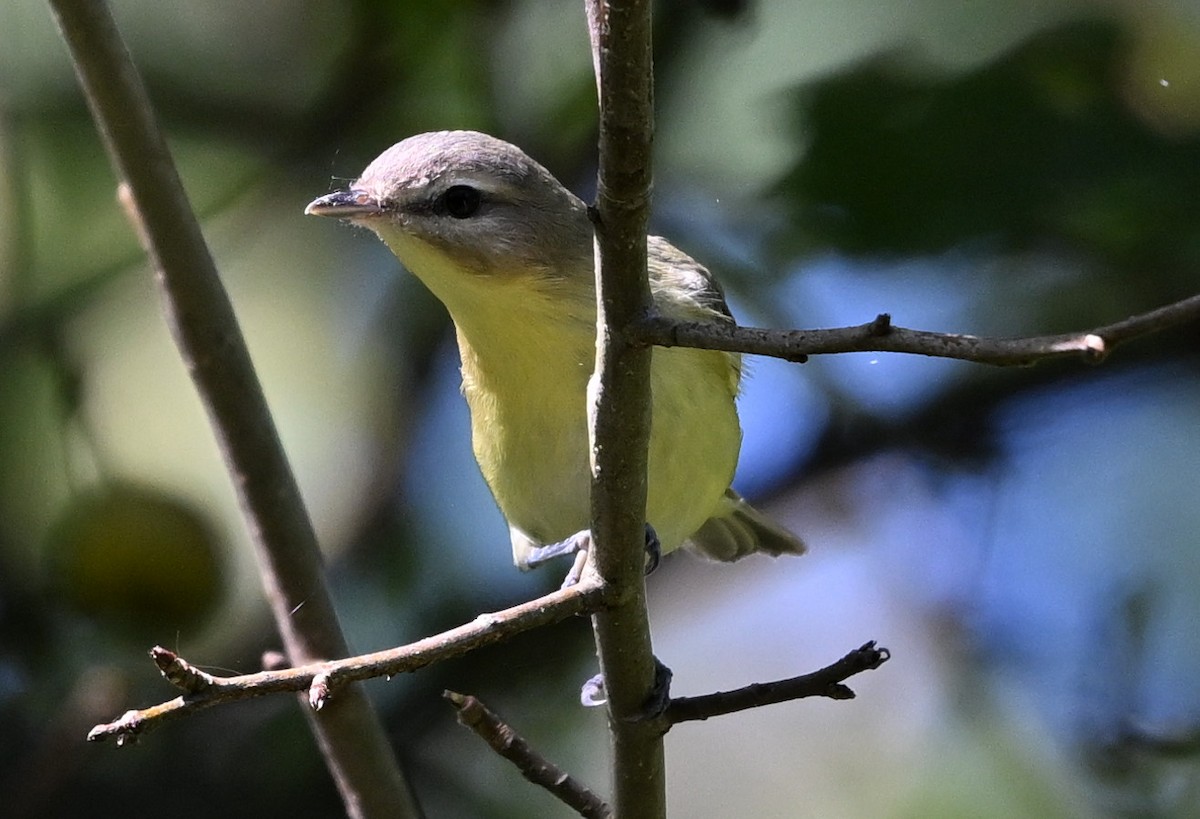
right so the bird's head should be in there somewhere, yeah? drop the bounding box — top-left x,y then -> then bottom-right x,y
306,131 -> 594,287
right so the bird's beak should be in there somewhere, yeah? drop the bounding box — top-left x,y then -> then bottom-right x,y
304,189 -> 385,219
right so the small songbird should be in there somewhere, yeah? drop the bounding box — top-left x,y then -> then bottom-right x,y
306,131 -> 803,570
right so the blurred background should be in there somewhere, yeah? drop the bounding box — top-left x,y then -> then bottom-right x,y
2,0 -> 1199,816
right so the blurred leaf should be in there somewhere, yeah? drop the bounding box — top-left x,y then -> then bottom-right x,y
775,19 -> 1200,273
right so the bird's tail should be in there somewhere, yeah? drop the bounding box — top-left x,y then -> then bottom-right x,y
684,489 -> 806,562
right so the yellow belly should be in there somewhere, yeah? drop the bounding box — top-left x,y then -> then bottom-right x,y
464,341 -> 740,566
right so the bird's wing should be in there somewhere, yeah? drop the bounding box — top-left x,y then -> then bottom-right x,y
647,235 -> 735,321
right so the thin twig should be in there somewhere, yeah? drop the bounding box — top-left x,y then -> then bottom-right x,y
87,572 -> 607,744
664,641 -> 891,726
585,1 -> 667,818
636,294 -> 1200,366
445,691 -> 614,819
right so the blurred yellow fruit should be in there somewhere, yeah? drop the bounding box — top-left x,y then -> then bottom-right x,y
46,483 -> 223,632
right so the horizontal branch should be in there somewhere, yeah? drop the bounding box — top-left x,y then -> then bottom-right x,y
88,572 -> 607,745
663,641 -> 889,726
636,293 -> 1200,366
445,691 -> 613,819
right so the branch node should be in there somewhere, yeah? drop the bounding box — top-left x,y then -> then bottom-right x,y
631,658 -> 672,723
309,669 -> 334,711
824,683 -> 856,700
1082,332 -> 1108,363
868,313 -> 893,335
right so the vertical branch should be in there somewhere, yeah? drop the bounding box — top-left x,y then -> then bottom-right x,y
585,1 -> 666,818
44,2 -> 418,817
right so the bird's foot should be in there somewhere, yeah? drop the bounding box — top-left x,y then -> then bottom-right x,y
579,658 -> 673,716
522,529 -> 591,568
642,523 -> 661,575
524,524 -> 660,588
523,530 -> 592,589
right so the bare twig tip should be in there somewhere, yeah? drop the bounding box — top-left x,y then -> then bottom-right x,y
857,641 -> 890,669
88,709 -> 142,745
444,690 -> 484,727
151,646 -> 214,694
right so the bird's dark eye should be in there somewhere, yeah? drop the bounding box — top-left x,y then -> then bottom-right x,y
441,185 -> 482,219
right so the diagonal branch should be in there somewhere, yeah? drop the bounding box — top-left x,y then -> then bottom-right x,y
87,572 -> 607,745
636,294 -> 1200,366
664,641 -> 891,727
45,2 -> 416,815
445,691 -> 614,819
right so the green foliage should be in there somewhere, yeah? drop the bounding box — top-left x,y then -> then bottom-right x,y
778,20 -> 1200,275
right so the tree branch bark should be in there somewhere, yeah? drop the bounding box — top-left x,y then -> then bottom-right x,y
87,572 -> 606,744
664,642 -> 890,726
635,295 -> 1200,366
445,691 -> 614,819
585,1 -> 666,817
45,2 -> 418,816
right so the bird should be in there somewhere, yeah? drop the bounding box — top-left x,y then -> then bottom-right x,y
306,130 -> 804,572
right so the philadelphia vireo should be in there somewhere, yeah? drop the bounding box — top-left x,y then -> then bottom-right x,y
306,131 -> 804,570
